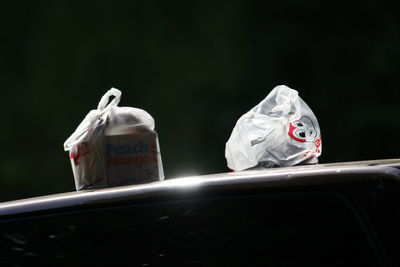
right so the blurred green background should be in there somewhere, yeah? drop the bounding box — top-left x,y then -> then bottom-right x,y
1,1 -> 399,201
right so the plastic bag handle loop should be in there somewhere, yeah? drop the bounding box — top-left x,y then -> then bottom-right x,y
97,88 -> 121,111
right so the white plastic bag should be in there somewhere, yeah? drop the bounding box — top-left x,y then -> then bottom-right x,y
225,85 -> 322,171
64,88 -> 164,190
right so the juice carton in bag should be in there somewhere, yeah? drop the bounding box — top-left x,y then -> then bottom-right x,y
64,88 -> 164,190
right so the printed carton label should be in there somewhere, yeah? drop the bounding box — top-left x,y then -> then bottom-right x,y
104,132 -> 160,186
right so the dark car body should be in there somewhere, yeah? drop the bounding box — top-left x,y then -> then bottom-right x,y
1,159 -> 400,266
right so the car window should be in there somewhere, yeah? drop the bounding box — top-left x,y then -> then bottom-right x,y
0,192 -> 384,266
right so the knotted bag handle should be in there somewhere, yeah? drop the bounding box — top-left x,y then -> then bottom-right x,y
64,88 -> 122,151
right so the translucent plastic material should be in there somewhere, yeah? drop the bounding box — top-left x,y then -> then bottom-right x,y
225,85 -> 322,171
64,88 -> 164,190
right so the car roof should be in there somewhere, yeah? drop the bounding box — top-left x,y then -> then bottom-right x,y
1,159 -> 400,217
